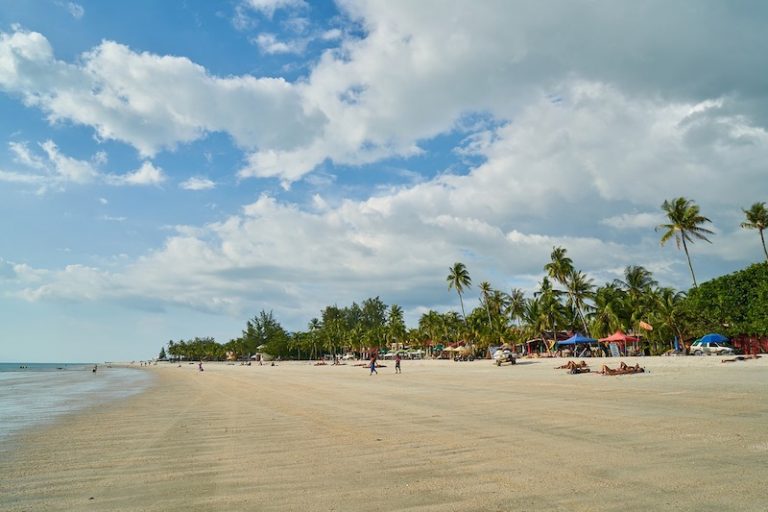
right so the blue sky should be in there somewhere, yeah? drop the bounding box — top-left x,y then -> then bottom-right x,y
1,0 -> 767,362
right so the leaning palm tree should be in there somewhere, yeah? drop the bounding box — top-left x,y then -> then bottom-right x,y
656,197 -> 714,288
447,262 -> 472,323
741,202 -> 768,263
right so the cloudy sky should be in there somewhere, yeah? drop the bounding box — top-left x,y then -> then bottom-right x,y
1,0 -> 767,362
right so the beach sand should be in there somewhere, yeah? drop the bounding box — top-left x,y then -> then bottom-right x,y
1,356 -> 766,511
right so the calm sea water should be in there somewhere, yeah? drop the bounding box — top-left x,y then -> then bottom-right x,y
0,363 -> 153,447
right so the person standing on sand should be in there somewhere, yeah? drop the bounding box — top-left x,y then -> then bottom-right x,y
370,356 -> 377,375
395,354 -> 401,374
198,362 -> 204,372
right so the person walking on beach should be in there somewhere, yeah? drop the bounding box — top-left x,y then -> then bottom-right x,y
395,354 -> 401,374
370,356 -> 377,375
198,361 -> 204,372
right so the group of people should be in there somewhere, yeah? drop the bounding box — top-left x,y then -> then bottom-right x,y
369,354 -> 401,375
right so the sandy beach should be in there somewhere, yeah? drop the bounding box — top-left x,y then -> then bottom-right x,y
1,357 -> 766,511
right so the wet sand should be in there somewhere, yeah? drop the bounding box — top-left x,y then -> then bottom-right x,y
1,357 -> 767,511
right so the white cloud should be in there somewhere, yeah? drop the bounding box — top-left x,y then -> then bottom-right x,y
0,169 -> 44,184
253,33 -> 307,54
320,28 -> 342,41
99,197 -> 108,204
242,0 -> 306,18
106,161 -> 165,186
0,28 -> 325,157
9,141 -> 46,170
40,140 -> 99,183
65,2 -> 84,19
601,212 -> 665,230
179,177 -> 216,190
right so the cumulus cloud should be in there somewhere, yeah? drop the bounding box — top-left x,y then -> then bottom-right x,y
0,28 -> 325,157
3,3 -> 766,184
179,177 -> 216,190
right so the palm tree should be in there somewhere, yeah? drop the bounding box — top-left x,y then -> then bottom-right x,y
589,283 -> 626,337
657,197 -> 714,288
479,281 -> 493,326
386,304 -> 406,349
447,262 -> 472,322
544,246 -> 574,288
535,277 -> 565,352
615,265 -> 657,330
565,270 -> 594,335
506,288 -> 526,324
741,202 -> 768,263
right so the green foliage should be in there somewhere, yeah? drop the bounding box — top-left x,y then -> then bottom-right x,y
158,346 -> 166,360
682,263 -> 768,336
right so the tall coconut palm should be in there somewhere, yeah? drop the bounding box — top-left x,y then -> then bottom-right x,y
535,277 -> 565,352
545,246 -> 589,330
544,246 -> 574,288
479,281 -> 493,326
386,304 -> 406,348
565,270 -> 594,335
741,202 -> 768,263
447,262 -> 472,322
657,197 -> 714,288
506,288 -> 526,326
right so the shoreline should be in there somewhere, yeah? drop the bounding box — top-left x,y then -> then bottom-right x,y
2,357 -> 766,511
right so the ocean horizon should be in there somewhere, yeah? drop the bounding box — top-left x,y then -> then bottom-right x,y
0,362 -> 153,449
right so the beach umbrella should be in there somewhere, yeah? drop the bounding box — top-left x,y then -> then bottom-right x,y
700,333 -> 728,343
557,333 -> 598,345
598,331 -> 640,343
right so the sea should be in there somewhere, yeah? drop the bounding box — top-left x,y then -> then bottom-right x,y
0,362 -> 153,448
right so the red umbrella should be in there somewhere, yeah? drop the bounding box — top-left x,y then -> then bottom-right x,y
598,330 -> 640,344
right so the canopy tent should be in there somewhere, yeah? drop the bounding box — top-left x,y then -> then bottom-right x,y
700,333 -> 729,343
598,331 -> 640,344
557,333 -> 598,345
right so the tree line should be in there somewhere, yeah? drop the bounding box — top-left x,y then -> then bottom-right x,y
161,197 -> 768,360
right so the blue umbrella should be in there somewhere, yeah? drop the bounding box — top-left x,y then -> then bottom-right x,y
700,333 -> 728,343
557,333 -> 598,345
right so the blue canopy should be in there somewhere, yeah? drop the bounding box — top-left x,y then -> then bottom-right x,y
700,333 -> 728,343
557,333 -> 598,345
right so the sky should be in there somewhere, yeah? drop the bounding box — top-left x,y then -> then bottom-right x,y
1,0 -> 767,362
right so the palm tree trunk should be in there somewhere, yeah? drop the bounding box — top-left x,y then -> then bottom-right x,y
760,229 -> 768,263
681,236 -> 698,288
458,292 -> 467,322
577,306 -> 590,336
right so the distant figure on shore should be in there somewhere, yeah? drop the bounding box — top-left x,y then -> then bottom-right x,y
92,365 -> 97,373
370,356 -> 377,375
198,362 -> 204,372
395,354 -> 401,374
